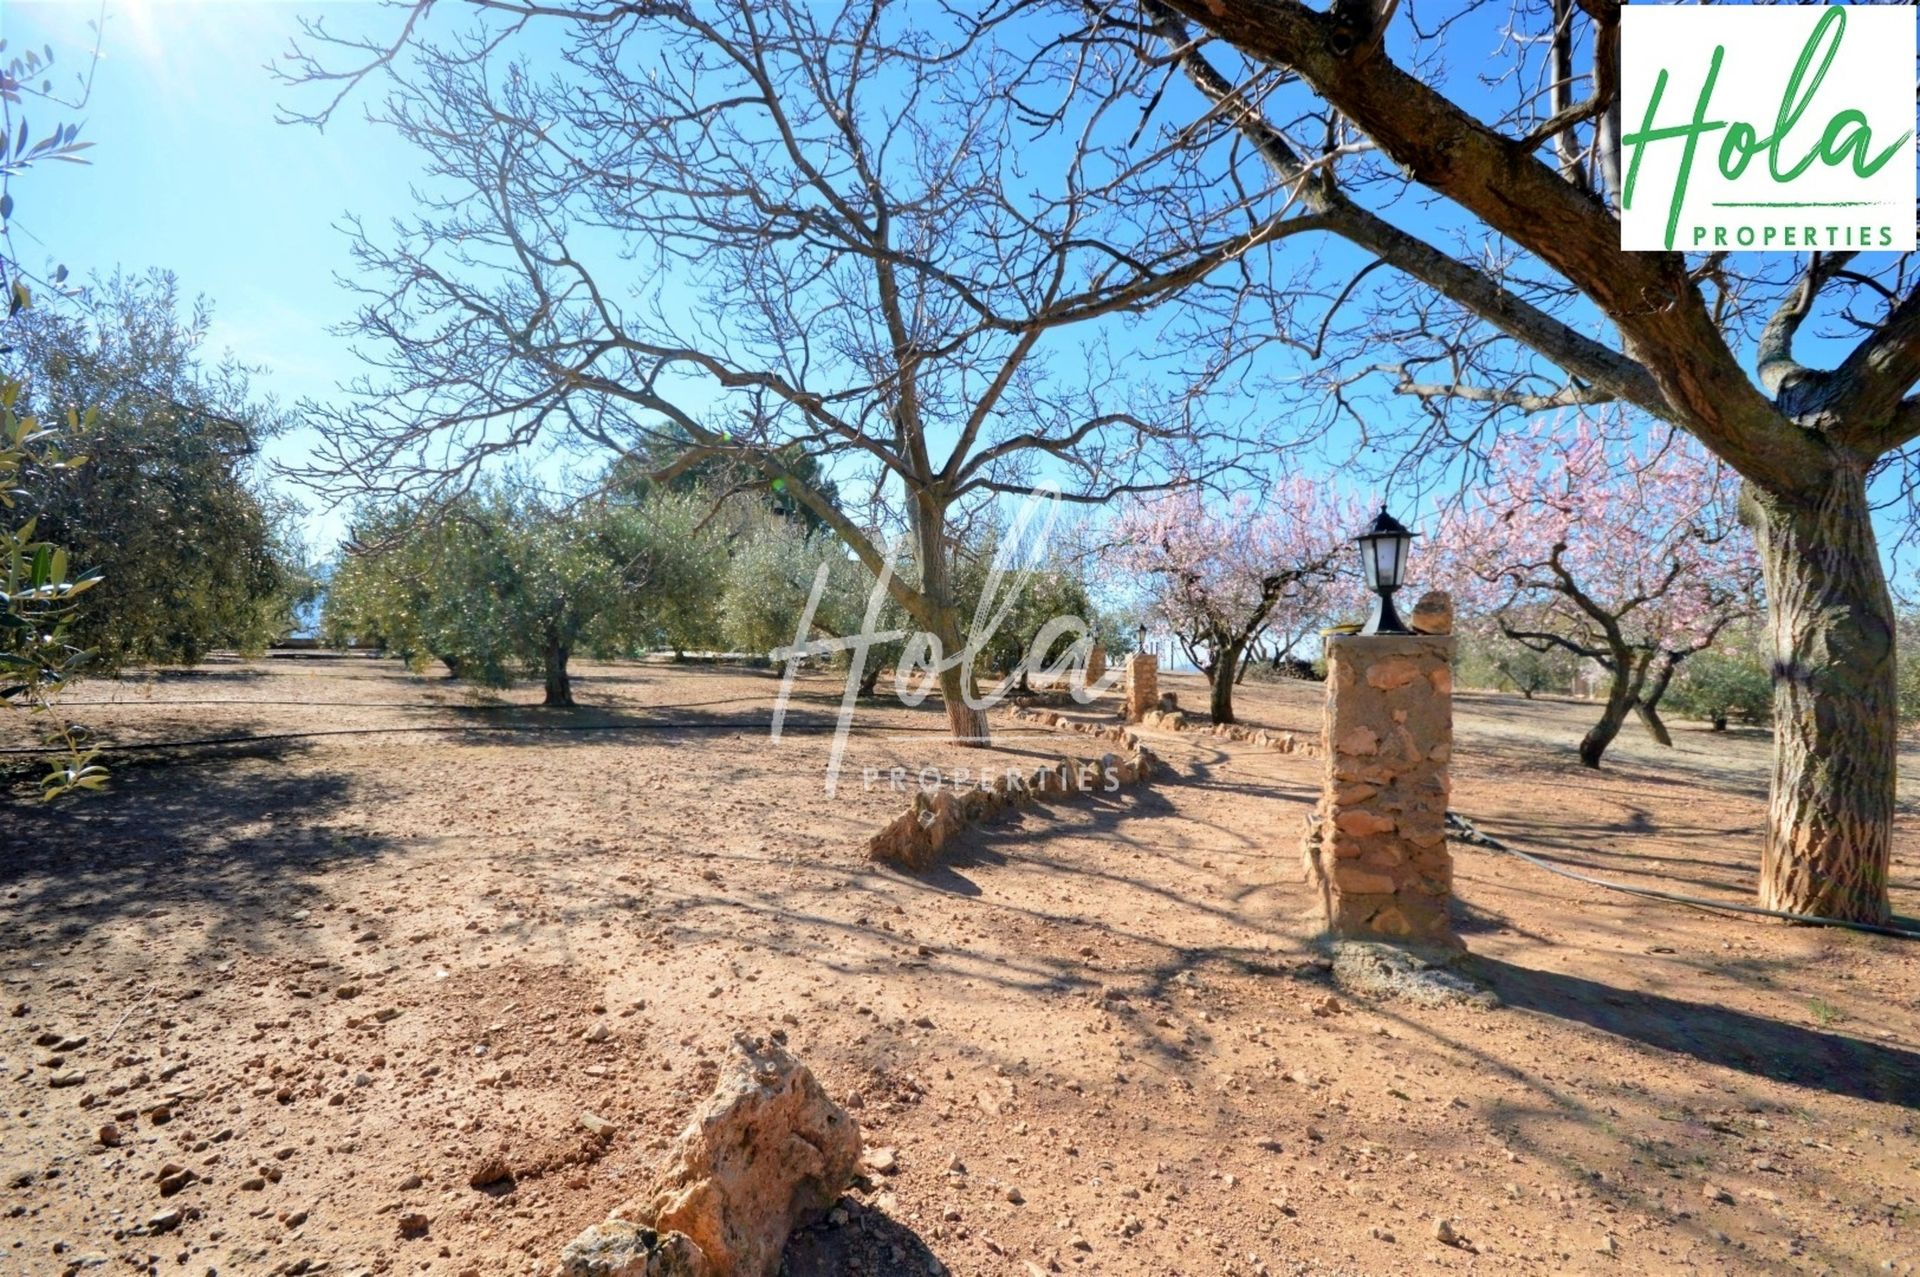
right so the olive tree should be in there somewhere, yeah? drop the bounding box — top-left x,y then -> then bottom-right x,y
328,483 -> 719,706
5,272 -> 297,665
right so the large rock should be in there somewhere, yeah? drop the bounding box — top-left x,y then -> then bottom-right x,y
568,1036 -> 862,1277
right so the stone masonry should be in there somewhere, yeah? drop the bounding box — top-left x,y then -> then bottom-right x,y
1084,641 -> 1107,687
1302,633 -> 1458,949
1123,652 -> 1159,724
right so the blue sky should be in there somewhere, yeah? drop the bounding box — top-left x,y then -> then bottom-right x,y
8,0 -> 425,546
7,0 -> 1917,586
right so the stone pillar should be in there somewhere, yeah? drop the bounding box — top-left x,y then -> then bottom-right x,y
1303,634 -> 1457,949
1123,653 -> 1159,723
1085,641 -> 1107,686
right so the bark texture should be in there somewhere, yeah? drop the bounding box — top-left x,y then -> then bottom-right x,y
1746,472 -> 1895,924
913,499 -> 990,748
1210,640 -> 1248,724
544,640 -> 575,708
1634,654 -> 1680,748
1578,648 -> 1647,770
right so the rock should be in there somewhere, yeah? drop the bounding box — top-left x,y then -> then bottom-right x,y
862,1147 -> 898,1175
1329,941 -> 1498,1010
1597,1232 -> 1619,1256
96,1123 -> 120,1148
147,1208 -> 183,1234
398,1212 -> 430,1237
584,1022 -> 612,1043
579,1111 -> 617,1139
561,1221 -> 710,1276
48,1071 -> 87,1088
240,1177 -> 267,1192
1409,590 -> 1453,635
468,1156 -> 514,1190
586,1035 -> 861,1277
1702,1183 -> 1734,1205
1433,1217 -> 1458,1245
1005,1186 -> 1025,1205
335,982 -> 362,999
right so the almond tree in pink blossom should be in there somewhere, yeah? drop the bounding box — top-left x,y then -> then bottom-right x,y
1436,417 -> 1762,768
1113,478 -> 1365,724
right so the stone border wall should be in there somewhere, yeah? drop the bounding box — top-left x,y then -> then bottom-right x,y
1005,705 -> 1142,747
1011,700 -> 1317,758
868,742 -> 1161,871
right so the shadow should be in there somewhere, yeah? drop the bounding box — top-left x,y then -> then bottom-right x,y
0,745 -> 394,960
781,1195 -> 947,1277
1472,955 -> 1920,1108
146,665 -> 270,682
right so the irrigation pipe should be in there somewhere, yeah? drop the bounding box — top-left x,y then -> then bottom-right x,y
1445,812 -> 1920,941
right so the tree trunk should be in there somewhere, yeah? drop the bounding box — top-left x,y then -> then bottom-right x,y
1210,639 -> 1246,724
439,653 -> 464,679
1745,472 -> 1895,924
931,612 -> 989,744
1634,652 -> 1680,748
1234,644 -> 1254,685
1579,648 -> 1648,768
543,639 -> 574,708
1634,699 -> 1673,748
909,493 -> 989,746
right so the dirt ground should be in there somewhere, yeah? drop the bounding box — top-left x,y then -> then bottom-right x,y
2,656 -> 1917,1277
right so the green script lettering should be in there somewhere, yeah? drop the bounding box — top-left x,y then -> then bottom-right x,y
1621,7 -> 1912,250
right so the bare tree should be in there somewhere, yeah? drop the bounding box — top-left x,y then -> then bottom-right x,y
279,0 -> 1314,744
1132,0 -> 1917,923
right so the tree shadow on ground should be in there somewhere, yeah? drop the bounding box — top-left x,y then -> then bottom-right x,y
781,1196 -> 947,1277
1470,954 -> 1920,1108
1,746 -> 393,959
145,664 -> 270,682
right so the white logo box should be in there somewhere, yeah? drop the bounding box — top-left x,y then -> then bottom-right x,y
1619,4 -> 1916,252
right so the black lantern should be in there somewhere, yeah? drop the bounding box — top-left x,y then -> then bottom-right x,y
1355,506 -> 1417,635
1135,621 -> 1149,655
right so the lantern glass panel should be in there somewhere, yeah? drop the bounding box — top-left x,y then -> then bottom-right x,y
1381,534 -> 1406,588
